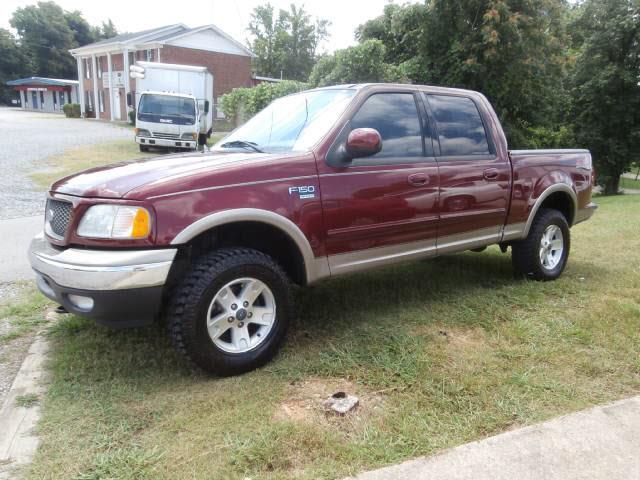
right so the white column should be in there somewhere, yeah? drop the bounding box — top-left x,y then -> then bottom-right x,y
123,48 -> 131,112
107,52 -> 114,121
91,55 -> 99,120
157,47 -> 161,62
20,90 -> 25,109
76,56 -> 85,117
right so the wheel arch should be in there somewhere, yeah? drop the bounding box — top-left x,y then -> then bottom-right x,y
170,208 -> 329,285
523,183 -> 577,238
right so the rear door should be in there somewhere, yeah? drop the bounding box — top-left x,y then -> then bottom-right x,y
423,93 -> 511,253
317,89 -> 440,275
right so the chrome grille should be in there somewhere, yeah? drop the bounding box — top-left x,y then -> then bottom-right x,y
46,199 -> 72,238
152,132 -> 180,140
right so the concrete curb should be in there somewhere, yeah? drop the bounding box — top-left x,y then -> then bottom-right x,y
347,396 -> 640,480
0,334 -> 48,479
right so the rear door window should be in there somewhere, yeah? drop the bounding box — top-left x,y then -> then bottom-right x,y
427,94 -> 491,157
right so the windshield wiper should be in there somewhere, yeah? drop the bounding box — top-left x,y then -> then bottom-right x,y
219,140 -> 265,153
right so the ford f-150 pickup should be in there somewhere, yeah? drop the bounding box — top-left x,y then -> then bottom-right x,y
29,84 -> 597,375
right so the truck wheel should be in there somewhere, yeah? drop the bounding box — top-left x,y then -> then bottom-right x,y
167,248 -> 293,376
139,145 -> 149,152
511,208 -> 570,281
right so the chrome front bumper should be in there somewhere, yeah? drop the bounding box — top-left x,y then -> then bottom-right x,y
29,232 -> 177,291
136,135 -> 196,149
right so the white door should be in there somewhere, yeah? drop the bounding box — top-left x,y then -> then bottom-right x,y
113,89 -> 121,120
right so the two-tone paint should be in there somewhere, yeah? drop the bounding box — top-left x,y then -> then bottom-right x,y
47,84 -> 596,287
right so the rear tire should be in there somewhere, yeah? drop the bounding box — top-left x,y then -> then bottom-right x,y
512,208 -> 570,281
167,248 -> 293,376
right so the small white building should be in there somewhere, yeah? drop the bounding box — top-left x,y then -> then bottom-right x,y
6,77 -> 80,113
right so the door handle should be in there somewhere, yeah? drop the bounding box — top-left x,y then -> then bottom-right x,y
483,168 -> 500,181
408,173 -> 429,187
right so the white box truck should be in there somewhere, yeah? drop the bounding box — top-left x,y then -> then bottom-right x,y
130,61 -> 214,152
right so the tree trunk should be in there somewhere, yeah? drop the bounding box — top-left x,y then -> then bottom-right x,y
603,176 -> 621,195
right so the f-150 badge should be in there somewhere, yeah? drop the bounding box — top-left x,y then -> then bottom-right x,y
289,186 -> 315,199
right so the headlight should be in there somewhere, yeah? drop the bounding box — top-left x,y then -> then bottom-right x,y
181,132 -> 198,140
135,128 -> 151,137
77,205 -> 151,239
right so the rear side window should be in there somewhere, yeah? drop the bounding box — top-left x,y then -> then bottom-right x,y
427,94 -> 491,156
351,93 -> 424,159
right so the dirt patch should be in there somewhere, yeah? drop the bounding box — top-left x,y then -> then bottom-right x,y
274,377 -> 383,433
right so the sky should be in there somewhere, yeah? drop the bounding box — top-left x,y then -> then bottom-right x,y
0,0 -> 422,53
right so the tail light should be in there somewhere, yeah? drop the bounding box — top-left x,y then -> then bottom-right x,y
576,153 -> 592,171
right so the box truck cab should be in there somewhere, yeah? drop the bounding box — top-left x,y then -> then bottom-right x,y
131,62 -> 214,152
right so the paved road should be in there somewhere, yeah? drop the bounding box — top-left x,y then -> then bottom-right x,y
0,107 -> 130,220
348,396 -> 640,480
0,216 -> 42,283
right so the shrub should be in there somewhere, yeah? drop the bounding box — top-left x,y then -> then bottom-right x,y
220,81 -> 308,127
62,103 -> 81,118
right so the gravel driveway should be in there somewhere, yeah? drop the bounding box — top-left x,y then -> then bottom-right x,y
0,107 -> 131,220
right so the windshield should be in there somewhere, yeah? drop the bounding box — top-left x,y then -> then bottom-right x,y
137,94 -> 196,125
214,89 -> 356,153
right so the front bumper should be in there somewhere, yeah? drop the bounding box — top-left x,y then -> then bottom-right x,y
136,135 -> 196,149
29,232 -> 177,326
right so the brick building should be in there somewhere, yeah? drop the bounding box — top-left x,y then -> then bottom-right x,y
69,24 -> 255,121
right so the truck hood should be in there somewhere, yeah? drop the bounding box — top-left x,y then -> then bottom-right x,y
51,151 -> 284,199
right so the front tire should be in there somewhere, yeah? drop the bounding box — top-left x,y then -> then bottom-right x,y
512,208 -> 570,281
167,248 -> 293,376
139,144 -> 149,152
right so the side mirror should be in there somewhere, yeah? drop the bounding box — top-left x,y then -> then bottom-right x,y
204,100 -> 210,114
345,128 -> 382,159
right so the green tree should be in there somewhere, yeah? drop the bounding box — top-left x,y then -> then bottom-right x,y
421,0 -> 569,147
308,39 -> 407,87
356,3 -> 426,80
10,1 -> 77,79
248,3 -> 329,81
64,10 -> 96,46
98,18 -> 118,39
355,0 -> 571,147
571,0 -> 640,195
0,29 -> 31,104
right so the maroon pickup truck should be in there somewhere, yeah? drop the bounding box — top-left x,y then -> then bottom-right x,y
29,84 -> 596,375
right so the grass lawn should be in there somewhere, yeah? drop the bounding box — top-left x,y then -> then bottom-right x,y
25,195 -> 640,479
29,140 -> 155,189
30,133 -> 228,190
620,175 -> 640,190
0,284 -> 50,346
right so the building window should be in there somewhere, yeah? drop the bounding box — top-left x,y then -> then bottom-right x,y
39,91 -> 45,109
53,91 -> 57,109
98,90 -> 104,113
146,49 -> 154,61
128,51 -> 135,66
85,58 -> 91,79
97,57 -> 102,78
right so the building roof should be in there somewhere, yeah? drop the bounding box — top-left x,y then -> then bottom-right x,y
6,77 -> 79,87
69,23 -> 254,57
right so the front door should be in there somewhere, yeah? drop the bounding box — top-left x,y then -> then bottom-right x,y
31,91 -> 38,109
423,93 -> 511,252
318,90 -> 440,276
113,89 -> 121,120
